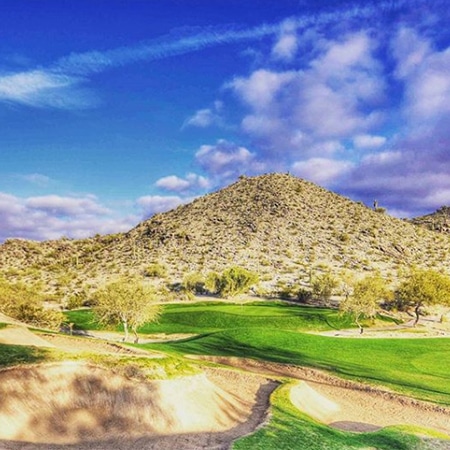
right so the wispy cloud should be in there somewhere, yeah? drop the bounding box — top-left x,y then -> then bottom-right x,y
0,0 -> 431,110
19,173 -> 51,186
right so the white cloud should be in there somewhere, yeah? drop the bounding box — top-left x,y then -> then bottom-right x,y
391,27 -> 431,79
0,70 -> 95,109
353,134 -> 387,149
360,150 -> 403,165
183,108 -> 217,128
0,192 -> 133,241
136,195 -> 188,218
272,34 -> 298,61
230,69 -> 295,111
182,101 -> 224,129
155,173 -> 210,193
229,32 -> 385,160
291,158 -> 354,186
309,140 -> 345,156
0,2 -> 425,111
393,27 -> 450,124
195,140 -> 261,180
272,19 -> 298,61
25,195 -> 110,216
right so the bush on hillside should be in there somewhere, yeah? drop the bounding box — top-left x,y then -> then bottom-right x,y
205,266 -> 259,298
144,262 -> 168,278
0,279 -> 63,330
311,272 -> 338,303
182,272 -> 206,295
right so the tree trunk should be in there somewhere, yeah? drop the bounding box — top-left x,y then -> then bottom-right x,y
122,320 -> 129,342
355,314 -> 364,334
132,326 -> 139,344
413,303 -> 421,327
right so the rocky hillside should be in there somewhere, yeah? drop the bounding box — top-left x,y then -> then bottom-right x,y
1,173 -> 450,297
409,206 -> 450,234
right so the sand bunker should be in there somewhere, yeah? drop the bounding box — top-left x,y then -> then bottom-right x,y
197,356 -> 450,436
0,362 -> 276,449
0,326 -> 55,348
290,381 -> 341,423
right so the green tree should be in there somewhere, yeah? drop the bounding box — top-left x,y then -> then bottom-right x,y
311,272 -> 338,303
205,267 -> 259,298
93,278 -> 162,343
340,274 -> 392,333
0,279 -> 63,330
181,272 -> 205,299
395,268 -> 450,326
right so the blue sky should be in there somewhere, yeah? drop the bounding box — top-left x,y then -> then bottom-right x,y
1,0 -> 449,241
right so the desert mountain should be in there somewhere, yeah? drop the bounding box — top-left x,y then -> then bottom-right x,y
410,206 -> 450,235
1,173 -> 450,296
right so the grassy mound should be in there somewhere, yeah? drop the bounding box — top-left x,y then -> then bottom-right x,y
234,382 -> 441,450
144,328 -> 450,405
64,301 -> 386,334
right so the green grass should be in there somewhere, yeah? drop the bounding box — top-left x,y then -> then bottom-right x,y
143,329 -> 450,405
64,303 -> 449,405
63,309 -> 103,330
79,353 -> 200,379
0,343 -> 49,366
65,301 -> 378,334
234,382 -> 442,449
0,340 -> 198,380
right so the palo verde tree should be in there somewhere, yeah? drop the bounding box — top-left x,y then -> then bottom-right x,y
205,266 -> 259,298
340,274 -> 392,333
395,268 -> 450,326
311,272 -> 338,304
93,277 -> 162,343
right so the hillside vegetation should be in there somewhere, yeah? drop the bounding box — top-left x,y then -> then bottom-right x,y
410,206 -> 450,234
1,173 -> 450,299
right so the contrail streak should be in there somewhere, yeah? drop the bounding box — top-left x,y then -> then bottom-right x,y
0,0 -> 443,108
52,0 -> 435,77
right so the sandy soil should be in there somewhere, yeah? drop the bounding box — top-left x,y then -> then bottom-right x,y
0,324 -> 449,449
0,326 -> 160,357
0,327 -> 56,348
196,356 -> 450,437
0,362 -> 277,450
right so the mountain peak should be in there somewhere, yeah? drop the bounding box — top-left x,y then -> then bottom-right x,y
1,173 -> 450,295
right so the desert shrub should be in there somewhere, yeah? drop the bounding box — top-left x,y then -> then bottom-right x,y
276,282 -> 298,300
182,272 -> 206,295
205,267 -> 258,298
311,272 -> 338,302
296,288 -> 313,303
0,279 -> 63,330
144,262 -> 168,278
66,290 -> 91,310
204,271 -> 222,295
340,274 -> 392,333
